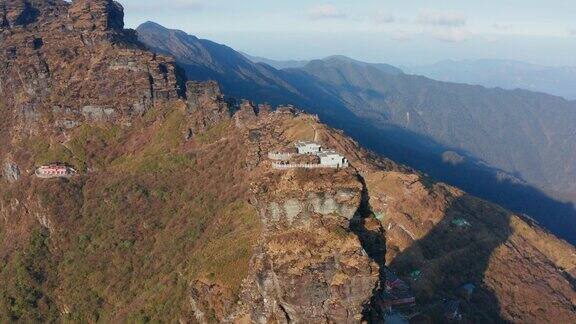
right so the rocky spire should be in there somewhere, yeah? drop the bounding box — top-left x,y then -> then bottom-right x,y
68,0 -> 125,32
0,1 -> 137,44
0,0 -> 184,134
0,0 -> 68,28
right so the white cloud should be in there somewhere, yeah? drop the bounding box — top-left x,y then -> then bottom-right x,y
417,10 -> 466,27
493,23 -> 514,31
415,10 -> 469,43
388,30 -> 413,42
569,28 -> 576,36
431,28 -> 470,43
308,4 -> 346,20
373,11 -> 396,24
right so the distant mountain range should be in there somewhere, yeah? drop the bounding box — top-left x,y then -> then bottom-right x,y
406,59 -> 576,100
243,54 -> 576,101
137,21 -> 576,243
240,52 -> 309,69
241,52 -> 404,76
1,4 -> 575,322
246,54 -> 576,102
136,22 -> 301,105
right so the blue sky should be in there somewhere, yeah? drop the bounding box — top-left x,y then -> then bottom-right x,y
119,0 -> 576,66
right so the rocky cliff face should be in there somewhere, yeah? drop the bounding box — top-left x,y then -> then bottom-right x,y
0,0 -> 183,140
233,167 -> 378,323
186,81 -> 231,132
0,2 -> 574,323
0,74 -> 574,322
175,92 -> 382,323
137,22 -> 576,246
68,0 -> 126,33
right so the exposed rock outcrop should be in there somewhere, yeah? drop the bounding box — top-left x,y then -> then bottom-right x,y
231,169 -> 379,323
0,3 -> 574,323
0,0 -> 183,135
1,0 -> 65,28
186,80 -> 231,132
68,0 -> 126,33
2,160 -> 20,183
234,100 -> 258,127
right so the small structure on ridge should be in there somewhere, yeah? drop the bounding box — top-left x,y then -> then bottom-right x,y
295,140 -> 322,154
318,150 -> 349,168
270,141 -> 349,169
378,268 -> 416,309
35,165 -> 77,179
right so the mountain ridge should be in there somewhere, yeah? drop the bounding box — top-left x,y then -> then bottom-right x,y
136,21 -> 302,104
407,59 -> 576,100
137,22 -> 576,244
0,4 -> 574,322
240,51 -> 310,70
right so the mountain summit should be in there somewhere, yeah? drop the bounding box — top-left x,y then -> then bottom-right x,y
0,1 -> 183,139
319,55 -> 404,75
137,22 -> 576,244
136,21 -> 300,104
0,3 -> 574,323
407,59 -> 576,100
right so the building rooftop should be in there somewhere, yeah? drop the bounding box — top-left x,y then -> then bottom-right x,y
295,140 -> 321,146
317,150 -> 341,157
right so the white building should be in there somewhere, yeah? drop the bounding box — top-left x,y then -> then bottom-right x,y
35,165 -> 77,179
295,141 -> 322,154
269,140 -> 349,169
318,150 -> 349,168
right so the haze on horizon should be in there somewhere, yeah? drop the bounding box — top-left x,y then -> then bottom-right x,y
120,0 -> 576,67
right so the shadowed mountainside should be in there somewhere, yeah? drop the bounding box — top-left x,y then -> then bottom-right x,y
0,2 -> 575,321
136,21 -> 301,105
294,58 -> 576,199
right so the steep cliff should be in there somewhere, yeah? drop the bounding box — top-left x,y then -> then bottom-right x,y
1,77 -> 575,322
0,1 -> 574,323
0,0 -> 183,140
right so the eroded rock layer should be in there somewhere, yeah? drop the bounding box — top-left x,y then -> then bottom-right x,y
0,1 -> 574,323
0,0 -> 183,137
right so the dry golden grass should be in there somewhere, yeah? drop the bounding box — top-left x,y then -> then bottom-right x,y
189,201 -> 260,294
509,215 -> 576,270
0,102 -> 262,322
281,116 -> 316,142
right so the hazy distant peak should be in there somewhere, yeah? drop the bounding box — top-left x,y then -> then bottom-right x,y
408,59 -> 576,99
242,53 -> 404,75
317,55 -> 404,75
322,55 -> 357,62
136,21 -> 196,40
241,52 -> 310,70
138,21 -> 166,30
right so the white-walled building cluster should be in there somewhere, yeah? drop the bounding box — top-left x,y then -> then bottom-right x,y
270,141 -> 349,169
